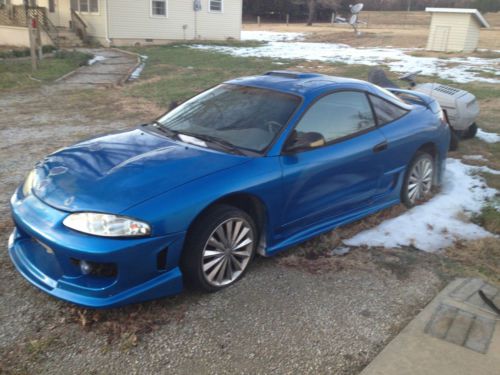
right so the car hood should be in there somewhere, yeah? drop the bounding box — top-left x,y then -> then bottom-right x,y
32,128 -> 248,213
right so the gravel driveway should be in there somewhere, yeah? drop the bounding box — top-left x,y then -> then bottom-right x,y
0,84 -> 445,374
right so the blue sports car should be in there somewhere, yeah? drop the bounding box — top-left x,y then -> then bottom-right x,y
9,71 -> 450,308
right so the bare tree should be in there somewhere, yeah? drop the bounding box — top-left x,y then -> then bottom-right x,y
306,0 -> 339,26
306,0 -> 316,25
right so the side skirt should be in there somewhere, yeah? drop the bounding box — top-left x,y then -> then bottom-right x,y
264,198 -> 400,257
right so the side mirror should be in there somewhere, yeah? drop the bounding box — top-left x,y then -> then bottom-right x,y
284,131 -> 326,154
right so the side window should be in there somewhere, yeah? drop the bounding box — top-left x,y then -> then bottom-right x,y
295,91 -> 376,144
369,95 -> 408,126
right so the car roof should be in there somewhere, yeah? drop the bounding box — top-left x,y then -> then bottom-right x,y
226,71 -> 372,98
226,71 -> 413,110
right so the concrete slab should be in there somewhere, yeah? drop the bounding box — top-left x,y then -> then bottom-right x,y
56,48 -> 138,87
361,278 -> 500,375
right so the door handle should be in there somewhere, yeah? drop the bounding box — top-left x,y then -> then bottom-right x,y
373,141 -> 388,153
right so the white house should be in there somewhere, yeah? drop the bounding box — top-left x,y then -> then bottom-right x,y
425,8 -> 490,52
0,0 -> 242,47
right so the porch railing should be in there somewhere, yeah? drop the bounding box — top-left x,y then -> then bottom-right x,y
27,6 -> 60,47
0,5 -> 60,47
71,9 -> 88,43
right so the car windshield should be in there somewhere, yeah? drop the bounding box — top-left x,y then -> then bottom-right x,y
156,84 -> 301,153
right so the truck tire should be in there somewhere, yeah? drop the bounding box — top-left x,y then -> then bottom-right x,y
462,123 -> 478,140
449,130 -> 459,151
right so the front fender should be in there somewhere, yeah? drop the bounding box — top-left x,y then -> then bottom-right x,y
121,156 -> 284,238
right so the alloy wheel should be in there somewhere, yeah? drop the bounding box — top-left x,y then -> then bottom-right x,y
407,157 -> 433,204
202,218 -> 254,287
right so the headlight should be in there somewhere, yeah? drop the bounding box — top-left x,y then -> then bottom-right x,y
63,213 -> 151,237
22,169 -> 36,196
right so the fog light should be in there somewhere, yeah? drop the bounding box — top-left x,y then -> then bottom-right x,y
80,260 -> 92,275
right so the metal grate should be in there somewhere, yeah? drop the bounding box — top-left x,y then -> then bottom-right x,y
434,84 -> 461,96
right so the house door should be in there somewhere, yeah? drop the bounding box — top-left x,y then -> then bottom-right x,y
46,0 -> 59,25
54,0 -> 72,28
433,26 -> 450,52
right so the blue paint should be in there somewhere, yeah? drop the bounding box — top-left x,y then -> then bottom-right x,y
9,72 -> 450,307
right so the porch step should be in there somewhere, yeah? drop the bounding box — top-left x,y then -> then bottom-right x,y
56,28 -> 86,48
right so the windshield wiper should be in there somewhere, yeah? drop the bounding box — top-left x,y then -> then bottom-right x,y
179,132 -> 245,156
148,122 -> 179,139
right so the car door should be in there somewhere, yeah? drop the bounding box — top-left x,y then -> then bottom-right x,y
278,90 -> 388,238
367,94 -> 412,202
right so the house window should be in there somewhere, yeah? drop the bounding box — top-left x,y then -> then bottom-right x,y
48,0 -> 55,12
152,0 -> 167,16
74,0 -> 99,13
79,0 -> 88,12
89,0 -> 98,13
209,0 -> 222,12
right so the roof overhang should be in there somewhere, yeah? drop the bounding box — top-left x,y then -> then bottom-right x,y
425,7 -> 490,28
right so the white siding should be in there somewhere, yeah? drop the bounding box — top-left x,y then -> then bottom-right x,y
107,0 -> 241,43
75,0 -> 107,40
426,13 -> 480,52
0,24 -> 53,47
464,17 -> 481,52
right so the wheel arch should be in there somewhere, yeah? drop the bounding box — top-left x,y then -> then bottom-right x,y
416,142 -> 438,159
185,192 -> 269,256
415,141 -> 440,183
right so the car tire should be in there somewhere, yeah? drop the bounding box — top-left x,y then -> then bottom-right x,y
401,151 -> 435,208
449,130 -> 459,151
181,204 -> 257,292
462,123 -> 478,140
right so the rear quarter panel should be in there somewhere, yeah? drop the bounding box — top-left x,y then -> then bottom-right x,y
377,104 -> 450,186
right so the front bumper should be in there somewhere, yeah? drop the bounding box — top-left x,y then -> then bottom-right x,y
8,189 -> 185,308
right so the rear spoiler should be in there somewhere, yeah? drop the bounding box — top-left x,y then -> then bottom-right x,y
387,88 -> 440,113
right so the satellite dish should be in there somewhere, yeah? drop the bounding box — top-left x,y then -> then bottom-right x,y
350,3 -> 364,14
349,14 -> 358,25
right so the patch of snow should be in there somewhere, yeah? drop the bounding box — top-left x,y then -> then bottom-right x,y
344,159 -> 497,252
477,48 -> 500,54
463,155 -> 488,162
476,129 -> 500,143
88,55 -> 106,65
128,55 -> 148,81
191,39 -> 500,83
471,165 -> 500,176
331,246 -> 351,256
129,63 -> 145,80
241,31 -> 304,42
493,199 -> 500,212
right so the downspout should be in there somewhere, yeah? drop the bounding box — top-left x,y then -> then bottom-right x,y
104,0 -> 111,46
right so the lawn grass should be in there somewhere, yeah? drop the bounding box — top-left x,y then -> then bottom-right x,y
0,50 -> 90,91
124,44 -> 294,107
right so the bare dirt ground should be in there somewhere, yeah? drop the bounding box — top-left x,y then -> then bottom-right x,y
1,19 -> 499,371
243,16 -> 500,51
0,83 -> 452,374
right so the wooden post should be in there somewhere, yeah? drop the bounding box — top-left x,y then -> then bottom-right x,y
35,17 -> 43,60
286,14 -> 289,26
28,17 -> 38,72
257,16 -> 260,26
